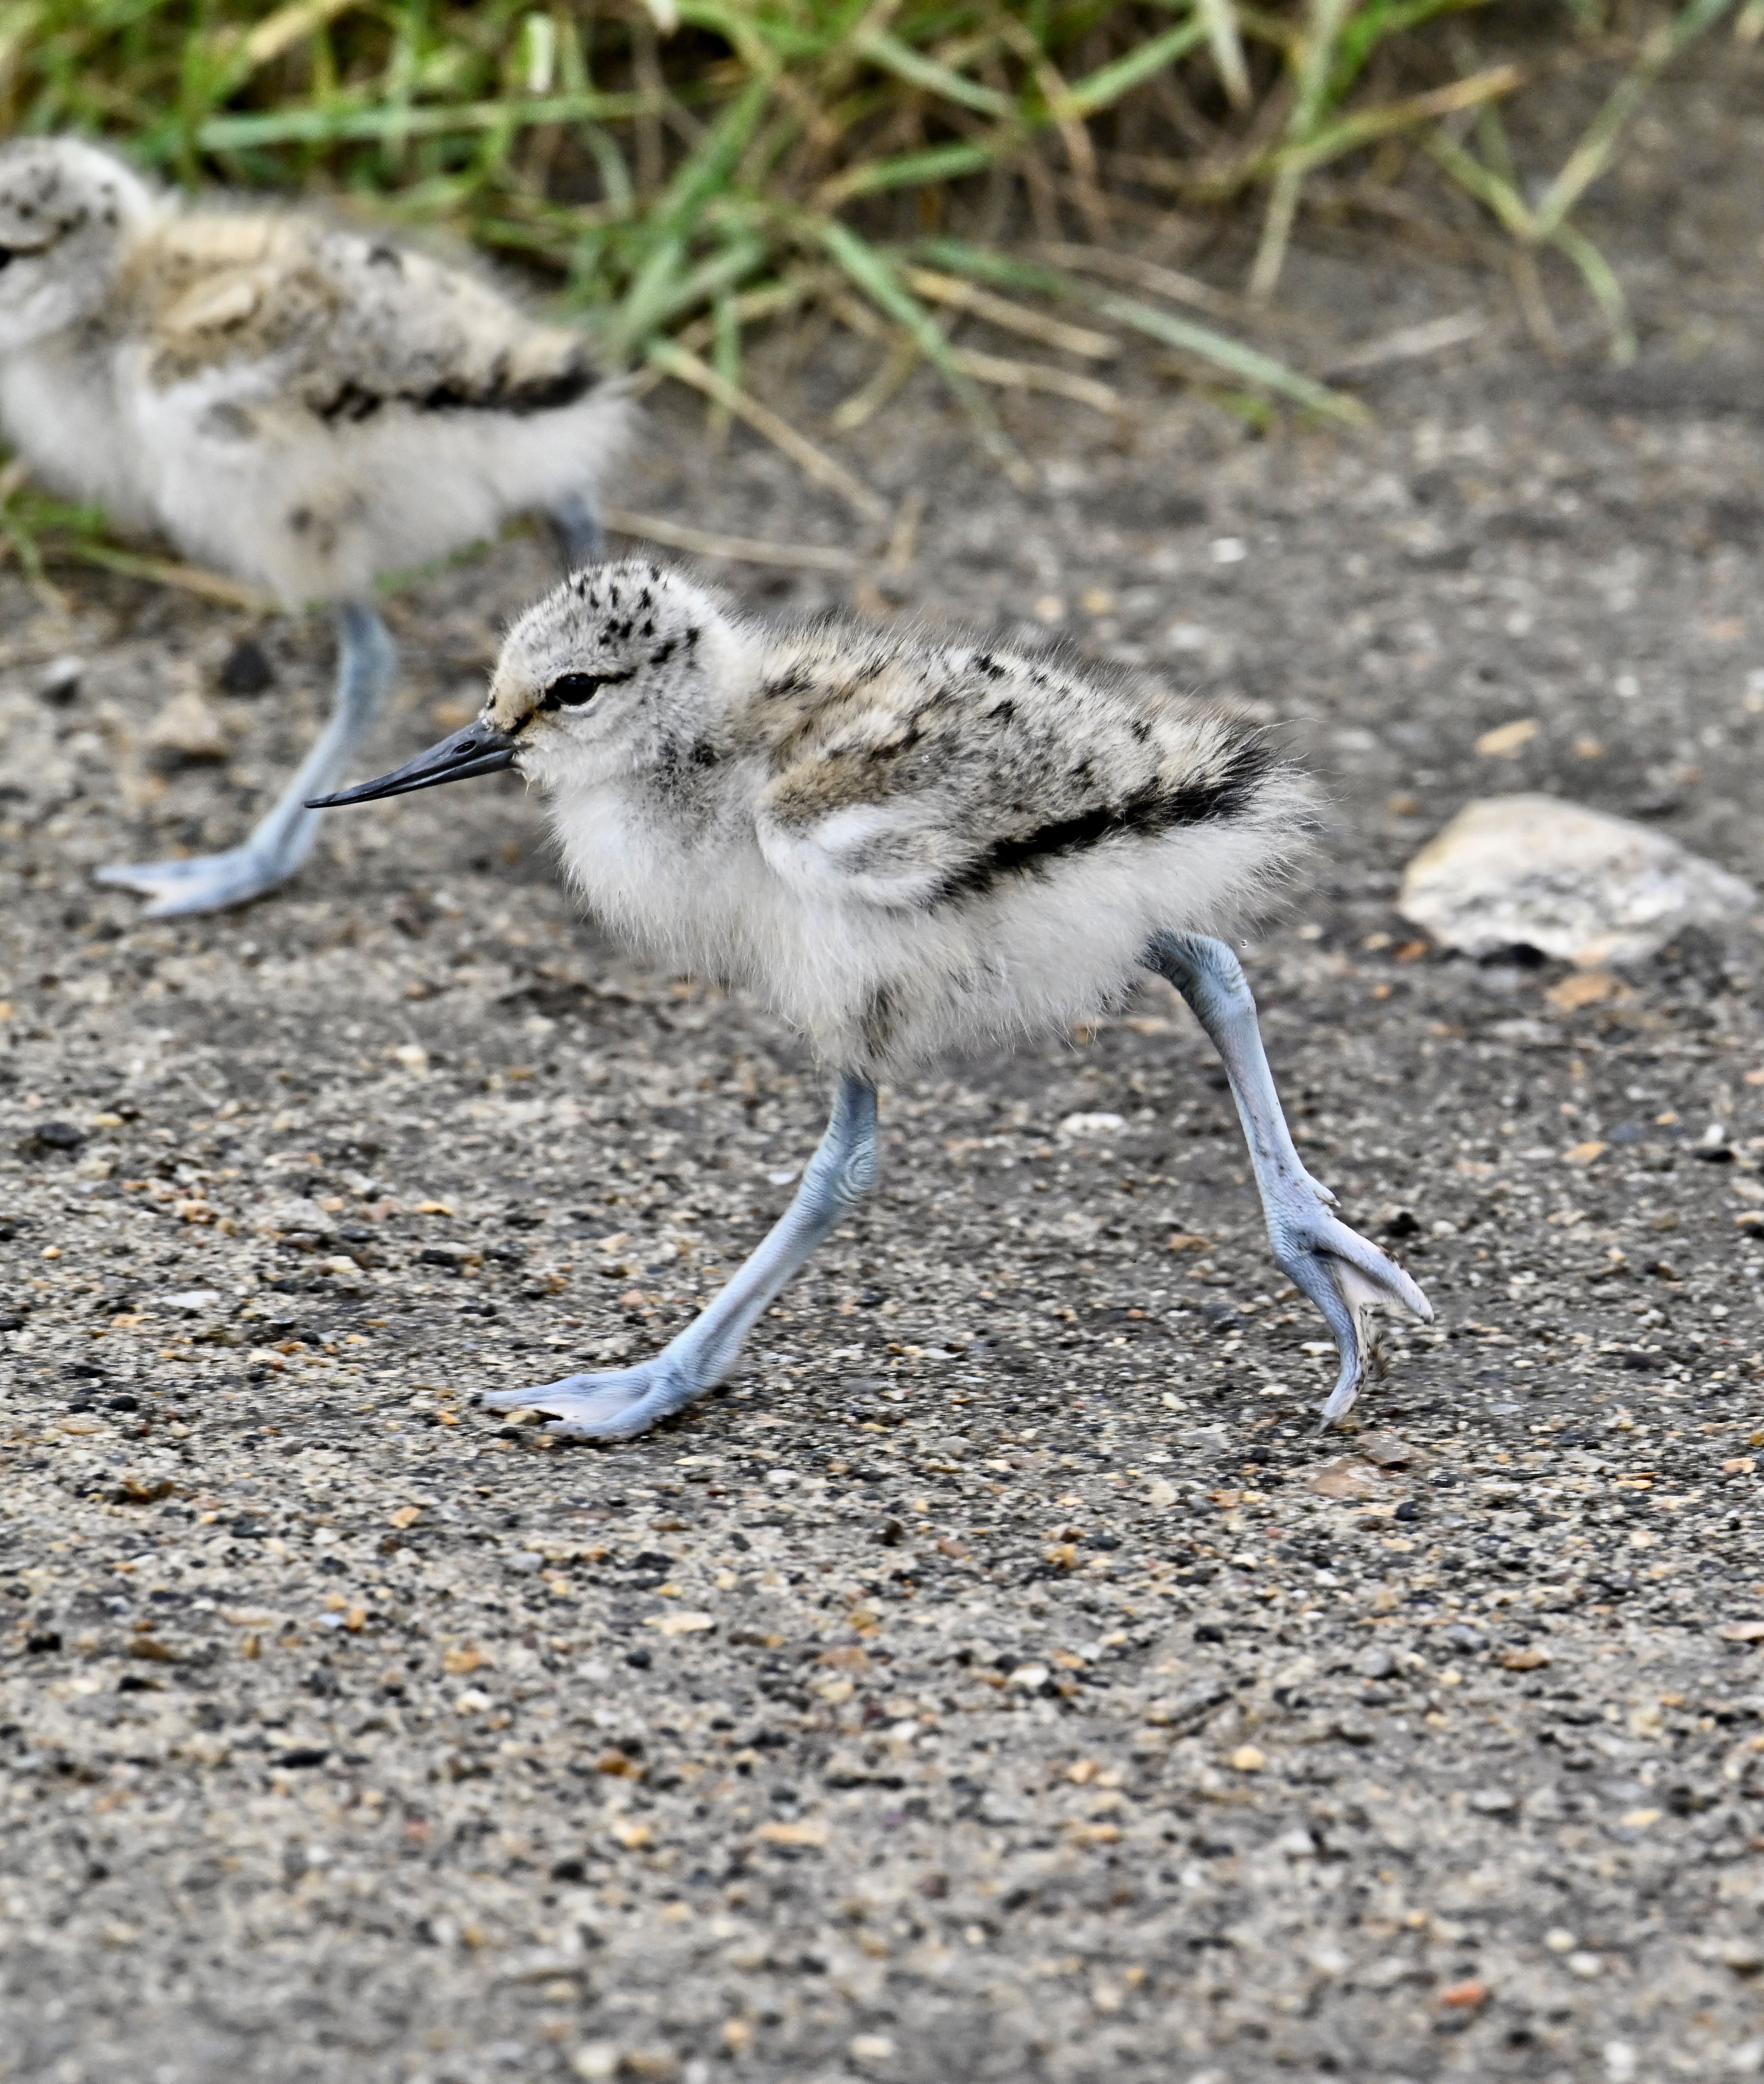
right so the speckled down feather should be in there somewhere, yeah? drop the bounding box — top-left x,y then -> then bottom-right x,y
0,138 -> 629,605
486,564 -> 1318,1078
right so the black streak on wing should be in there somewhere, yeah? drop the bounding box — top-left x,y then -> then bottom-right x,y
314,356 -> 599,426
931,735 -> 1274,907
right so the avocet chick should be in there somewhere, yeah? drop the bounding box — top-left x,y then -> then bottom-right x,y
314,563 -> 1431,1438
0,137 -> 628,916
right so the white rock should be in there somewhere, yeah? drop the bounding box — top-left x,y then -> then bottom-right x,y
1398,794 -> 1755,966
160,1288 -> 224,1315
145,684 -> 231,763
1058,1111 -> 1127,1139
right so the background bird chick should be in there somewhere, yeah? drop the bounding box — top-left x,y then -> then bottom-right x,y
0,136 -> 629,916
315,562 -> 1431,1443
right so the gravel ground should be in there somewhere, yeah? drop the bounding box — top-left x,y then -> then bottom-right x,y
6,43 -> 1764,2084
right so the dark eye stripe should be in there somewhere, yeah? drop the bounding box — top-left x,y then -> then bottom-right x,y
539,665 -> 635,712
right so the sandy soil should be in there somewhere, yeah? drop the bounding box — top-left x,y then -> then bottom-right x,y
3,34 -> 1764,2084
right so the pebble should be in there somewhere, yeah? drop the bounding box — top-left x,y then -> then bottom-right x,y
145,683 -> 232,764
36,653 -> 83,706
1397,793 -> 1755,964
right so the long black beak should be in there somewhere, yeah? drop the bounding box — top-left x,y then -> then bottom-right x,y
306,720 -> 519,809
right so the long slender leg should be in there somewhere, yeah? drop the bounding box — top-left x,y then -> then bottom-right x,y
548,490 -> 605,573
485,1077 -> 879,1442
97,602 -> 396,919
1146,932 -> 1432,1424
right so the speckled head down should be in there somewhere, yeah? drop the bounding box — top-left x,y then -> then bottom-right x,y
479,562 -> 1318,1080
0,137 -> 630,605
0,138 -> 152,350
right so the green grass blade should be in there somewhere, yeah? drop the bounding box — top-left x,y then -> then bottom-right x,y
911,238 -> 1367,422
1532,0 -> 1734,237
186,89 -> 665,156
808,216 -> 1035,486
819,138 -> 1002,206
1421,127 -> 1536,240
855,27 -> 1015,117
1058,16 -> 1209,117
1549,220 -> 1636,363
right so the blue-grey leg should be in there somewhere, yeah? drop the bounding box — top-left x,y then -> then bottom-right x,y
549,490 -> 605,573
1146,932 -> 1432,1425
484,1077 -> 880,1442
97,602 -> 396,919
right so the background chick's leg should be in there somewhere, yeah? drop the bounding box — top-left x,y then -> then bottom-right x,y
548,490 -> 606,572
96,602 -> 396,917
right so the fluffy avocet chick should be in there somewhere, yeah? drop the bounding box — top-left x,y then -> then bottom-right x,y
314,562 -> 1431,1437
0,136 -> 628,916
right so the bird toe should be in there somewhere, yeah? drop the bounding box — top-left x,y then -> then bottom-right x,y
1275,1211 -> 1431,1427
478,1365 -> 694,1442
95,850 -> 289,916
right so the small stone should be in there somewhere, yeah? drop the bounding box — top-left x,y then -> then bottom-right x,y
1568,1951 -> 1604,1980
850,2036 -> 896,2065
1438,1978 -> 1489,2008
1355,1648 -> 1396,1681
218,635 -> 275,696
644,1609 -> 714,1635
160,1289 -> 223,1316
1357,1431 -> 1417,1469
1717,1621 -> 1764,1643
1398,793 -> 1755,965
1468,1788 -> 1518,1815
1305,1457 -> 1383,1501
1474,716 -> 1539,758
36,654 -> 83,706
1058,1111 -> 1126,1139
754,1817 -> 829,1847
569,2047 -> 619,2084
1229,1745 -> 1266,1773
146,683 -> 232,764
21,1120 -> 85,1157
1501,1646 -> 1552,1671
1547,969 -> 1621,1014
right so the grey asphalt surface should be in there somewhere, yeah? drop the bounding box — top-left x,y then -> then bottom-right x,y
4,39 -> 1764,2084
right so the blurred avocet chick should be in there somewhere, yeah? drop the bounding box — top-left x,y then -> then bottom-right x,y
0,136 -> 628,916
314,563 -> 1430,1438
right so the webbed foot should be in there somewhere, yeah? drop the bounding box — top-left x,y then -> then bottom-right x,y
95,846 -> 297,917
1272,1192 -> 1432,1425
482,1359 -> 704,1443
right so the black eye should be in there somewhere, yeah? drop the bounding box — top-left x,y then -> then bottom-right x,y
541,671 -> 606,710
0,249 -> 14,273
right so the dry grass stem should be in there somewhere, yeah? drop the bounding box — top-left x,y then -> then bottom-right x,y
650,341 -> 888,523
600,507 -> 861,573
902,268 -> 1120,359
1029,242 -> 1240,320
947,347 -> 1123,415
1319,309 -> 1489,376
